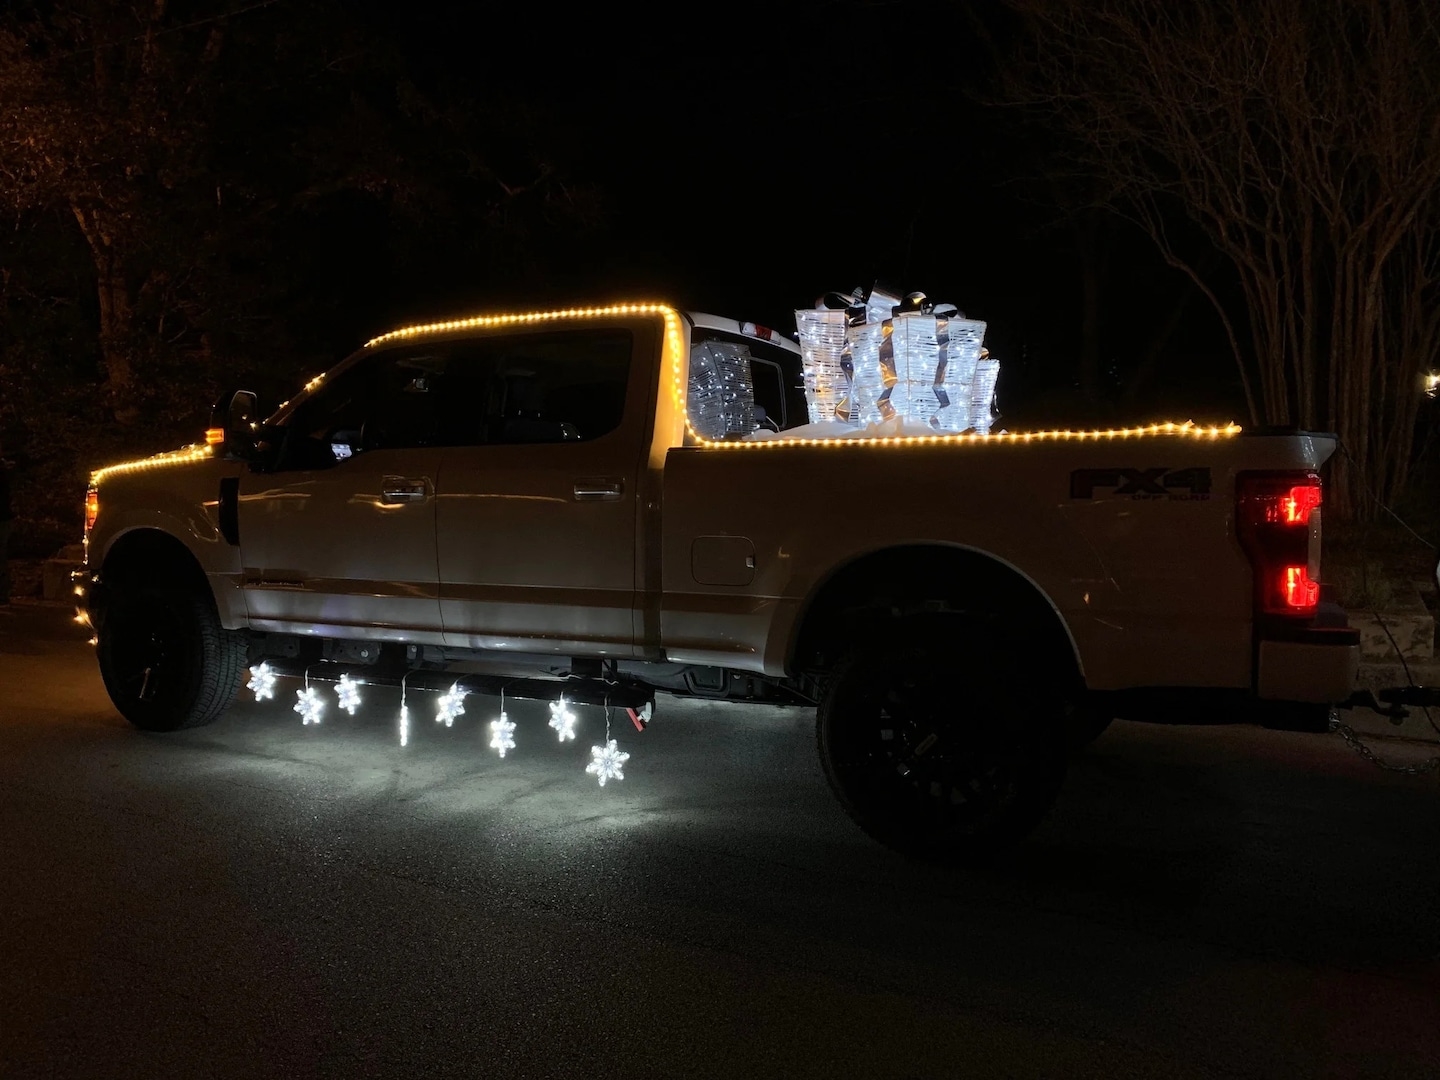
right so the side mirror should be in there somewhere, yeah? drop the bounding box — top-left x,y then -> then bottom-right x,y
221,390 -> 262,462
228,389 -> 258,429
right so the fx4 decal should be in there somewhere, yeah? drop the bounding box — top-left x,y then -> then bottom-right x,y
1070,467 -> 1212,500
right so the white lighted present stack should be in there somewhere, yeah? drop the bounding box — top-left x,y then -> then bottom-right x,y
795,284 -> 999,433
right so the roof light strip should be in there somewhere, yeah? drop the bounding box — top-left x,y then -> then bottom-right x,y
90,304 -> 1242,483
363,303 -> 1242,447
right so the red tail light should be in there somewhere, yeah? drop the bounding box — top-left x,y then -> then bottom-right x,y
1283,565 -> 1320,609
1275,485 -> 1322,526
1237,473 -> 1322,617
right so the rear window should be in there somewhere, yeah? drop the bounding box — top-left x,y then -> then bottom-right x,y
687,329 -> 807,440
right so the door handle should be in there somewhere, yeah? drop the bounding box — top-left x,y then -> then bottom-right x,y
380,476 -> 430,504
573,477 -> 624,501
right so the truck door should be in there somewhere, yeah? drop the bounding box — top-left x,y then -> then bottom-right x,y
433,320 -> 656,656
237,345 -> 446,641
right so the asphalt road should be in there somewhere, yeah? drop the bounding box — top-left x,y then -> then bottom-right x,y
2,604 -> 1437,1079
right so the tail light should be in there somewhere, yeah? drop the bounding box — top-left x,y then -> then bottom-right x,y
1237,472 -> 1322,617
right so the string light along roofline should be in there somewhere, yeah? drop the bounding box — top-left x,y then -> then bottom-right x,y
365,301 -> 1241,449
89,444 -> 214,487
89,304 -> 1242,482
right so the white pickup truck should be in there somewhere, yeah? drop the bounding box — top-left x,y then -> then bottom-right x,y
80,302 -> 1360,858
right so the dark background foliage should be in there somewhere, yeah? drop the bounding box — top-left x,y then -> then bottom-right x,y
3,0 -> 1435,558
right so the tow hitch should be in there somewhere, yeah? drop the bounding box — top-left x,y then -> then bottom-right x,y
1335,552 -> 1440,726
1328,548 -> 1440,772
1338,686 -> 1439,725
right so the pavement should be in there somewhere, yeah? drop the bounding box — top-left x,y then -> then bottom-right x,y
1,601 -> 1438,1079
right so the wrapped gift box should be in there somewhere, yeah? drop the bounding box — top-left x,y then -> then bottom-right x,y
793,308 -> 853,424
688,339 -> 758,439
795,285 -> 993,432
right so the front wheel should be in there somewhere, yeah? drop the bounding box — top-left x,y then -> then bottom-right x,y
816,626 -> 1069,861
96,586 -> 246,732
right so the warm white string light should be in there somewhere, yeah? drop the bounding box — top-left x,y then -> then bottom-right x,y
89,444 -> 213,486
354,302 -> 1241,451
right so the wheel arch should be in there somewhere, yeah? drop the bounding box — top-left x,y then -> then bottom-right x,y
785,542 -> 1083,682
91,523 -> 248,630
99,526 -> 210,591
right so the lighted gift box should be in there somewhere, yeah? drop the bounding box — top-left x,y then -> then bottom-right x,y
794,287 -> 994,433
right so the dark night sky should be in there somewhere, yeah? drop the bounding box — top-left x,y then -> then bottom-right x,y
331,1 -> 1244,425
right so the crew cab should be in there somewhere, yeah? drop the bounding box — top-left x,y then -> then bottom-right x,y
80,302 -> 1360,859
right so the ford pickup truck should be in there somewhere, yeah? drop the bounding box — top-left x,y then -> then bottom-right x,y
79,302 -> 1360,859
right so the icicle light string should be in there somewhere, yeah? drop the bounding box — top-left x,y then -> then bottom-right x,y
399,673 -> 410,748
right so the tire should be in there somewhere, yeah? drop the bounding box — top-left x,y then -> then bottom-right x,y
1066,707 -> 1113,752
816,622 -> 1069,861
96,585 -> 246,732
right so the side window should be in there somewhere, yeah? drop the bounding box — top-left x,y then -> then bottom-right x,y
440,329 -> 633,446
284,347 -> 447,466
364,350 -> 446,450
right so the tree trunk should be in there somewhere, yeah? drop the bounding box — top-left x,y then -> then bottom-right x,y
71,205 -> 136,416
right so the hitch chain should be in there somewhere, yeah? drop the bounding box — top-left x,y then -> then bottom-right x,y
1329,713 -> 1440,776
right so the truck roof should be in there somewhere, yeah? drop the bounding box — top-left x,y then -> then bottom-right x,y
686,312 -> 801,354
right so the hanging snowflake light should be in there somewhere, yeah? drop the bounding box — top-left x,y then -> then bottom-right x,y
335,673 -> 362,715
548,697 -> 578,742
294,685 -> 325,726
586,739 -> 630,787
247,662 -> 277,702
436,683 -> 467,728
489,712 -> 516,758
399,702 -> 410,747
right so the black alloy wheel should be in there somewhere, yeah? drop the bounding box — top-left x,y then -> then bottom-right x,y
817,624 -> 1069,860
96,586 -> 246,732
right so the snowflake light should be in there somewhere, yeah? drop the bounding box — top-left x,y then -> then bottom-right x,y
335,674 -> 362,715
247,662 -> 277,701
548,697 -> 578,742
436,683 -> 467,728
489,712 -> 516,758
586,739 -> 630,786
399,703 -> 410,747
294,685 -> 324,726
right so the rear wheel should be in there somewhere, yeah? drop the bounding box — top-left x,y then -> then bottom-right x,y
96,585 -> 246,732
1066,707 -> 1113,751
816,623 -> 1069,861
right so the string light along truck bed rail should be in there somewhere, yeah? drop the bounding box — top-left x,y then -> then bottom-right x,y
78,302 -> 1358,860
